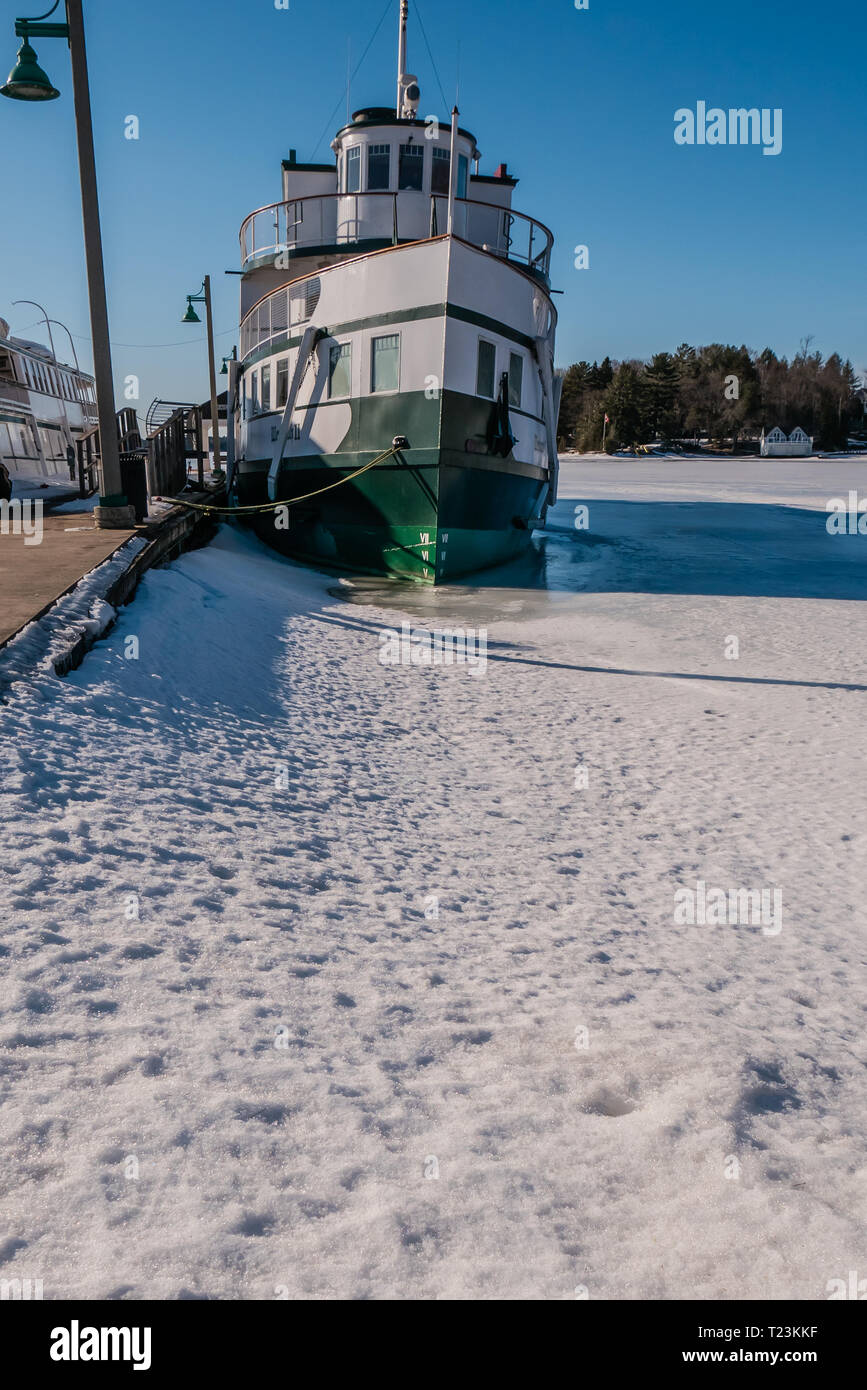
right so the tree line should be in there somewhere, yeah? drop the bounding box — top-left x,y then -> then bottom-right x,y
556,342 -> 865,453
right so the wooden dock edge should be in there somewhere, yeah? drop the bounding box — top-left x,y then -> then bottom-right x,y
53,504 -> 218,678
0,502 -> 218,683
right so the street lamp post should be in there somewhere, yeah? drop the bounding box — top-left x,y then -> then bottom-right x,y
47,317 -> 81,374
13,296 -> 75,474
2,2 -> 131,527
182,277 -> 222,476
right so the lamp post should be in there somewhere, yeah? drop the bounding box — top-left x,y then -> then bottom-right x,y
2,2 -> 129,526
13,298 -> 75,463
182,277 -> 221,474
48,317 -> 81,374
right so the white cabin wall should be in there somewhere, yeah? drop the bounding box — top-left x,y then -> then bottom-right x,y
240,239 -> 449,461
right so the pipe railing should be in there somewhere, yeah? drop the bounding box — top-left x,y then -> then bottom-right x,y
239,191 -> 553,279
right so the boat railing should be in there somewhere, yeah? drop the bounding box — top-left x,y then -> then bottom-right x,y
239,191 -> 553,279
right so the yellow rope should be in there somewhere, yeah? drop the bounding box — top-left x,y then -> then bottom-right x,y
155,444 -> 402,517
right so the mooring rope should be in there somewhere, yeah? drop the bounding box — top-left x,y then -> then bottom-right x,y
155,443 -> 403,517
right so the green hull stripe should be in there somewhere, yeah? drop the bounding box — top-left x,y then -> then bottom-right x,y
242,301 -> 536,369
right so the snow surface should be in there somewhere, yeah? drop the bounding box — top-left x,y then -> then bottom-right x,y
1,457 -> 866,1301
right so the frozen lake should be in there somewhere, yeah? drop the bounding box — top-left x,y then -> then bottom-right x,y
1,456 -> 866,1299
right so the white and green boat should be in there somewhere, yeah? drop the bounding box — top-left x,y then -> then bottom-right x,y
230,1 -> 560,584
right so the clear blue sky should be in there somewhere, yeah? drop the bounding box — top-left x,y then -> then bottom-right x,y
1,0 -> 864,419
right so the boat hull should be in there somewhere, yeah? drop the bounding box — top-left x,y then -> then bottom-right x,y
233,237 -> 555,583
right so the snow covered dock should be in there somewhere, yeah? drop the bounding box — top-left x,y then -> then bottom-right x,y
1,456 -> 866,1299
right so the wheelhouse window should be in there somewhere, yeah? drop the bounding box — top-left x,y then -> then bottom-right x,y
476,339 -> 496,398
508,352 -> 523,408
431,147 -> 450,195
371,334 -> 400,393
261,364 -> 271,412
398,142 -> 423,191
457,154 -> 468,199
368,143 -> 391,191
276,358 -> 289,409
328,342 -> 352,398
345,145 -> 361,193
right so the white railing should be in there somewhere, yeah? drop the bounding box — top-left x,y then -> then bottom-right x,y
239,192 -> 553,279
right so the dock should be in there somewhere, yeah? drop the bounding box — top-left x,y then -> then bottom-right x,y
0,509 -> 135,649
0,493 -> 217,681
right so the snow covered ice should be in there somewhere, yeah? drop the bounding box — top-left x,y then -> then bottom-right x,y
1,457 -> 866,1300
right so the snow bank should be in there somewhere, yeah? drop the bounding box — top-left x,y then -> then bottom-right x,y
0,537 -> 148,696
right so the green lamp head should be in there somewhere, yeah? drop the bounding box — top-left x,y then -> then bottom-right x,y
181,298 -> 201,324
0,38 -> 60,101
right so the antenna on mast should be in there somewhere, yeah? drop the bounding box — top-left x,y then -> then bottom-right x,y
396,0 -> 408,115
396,0 -> 420,118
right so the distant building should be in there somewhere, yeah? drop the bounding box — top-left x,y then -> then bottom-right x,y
760,425 -> 813,457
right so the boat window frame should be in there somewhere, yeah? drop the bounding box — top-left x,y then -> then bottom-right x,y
260,362 -> 271,413
370,332 -> 401,395
345,144 -> 361,193
508,352 -> 523,408
457,154 -> 469,199
328,340 -> 353,400
367,142 -> 391,192
476,337 -> 497,399
431,146 -> 450,195
398,141 -> 424,191
276,357 -> 289,409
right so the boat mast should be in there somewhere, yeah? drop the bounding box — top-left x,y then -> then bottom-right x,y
396,0 -> 408,115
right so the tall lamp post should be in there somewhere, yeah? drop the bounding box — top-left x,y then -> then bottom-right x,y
1,2 -> 130,526
182,277 -> 221,475
48,317 -> 82,374
12,297 -> 73,452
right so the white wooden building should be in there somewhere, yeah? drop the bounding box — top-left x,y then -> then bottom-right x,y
760,425 -> 814,457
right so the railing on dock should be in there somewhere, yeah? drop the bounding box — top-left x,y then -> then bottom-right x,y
75,408 -> 145,499
146,408 -> 188,499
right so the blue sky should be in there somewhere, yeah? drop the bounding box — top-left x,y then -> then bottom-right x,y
1,0 -> 864,417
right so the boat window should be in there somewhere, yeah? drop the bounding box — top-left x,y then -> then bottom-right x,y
261,364 -> 271,412
398,142 -> 423,191
457,155 -> 468,199
371,334 -> 400,393
276,358 -> 289,408
329,342 -> 352,399
508,353 -> 523,407
368,143 -> 391,191
476,339 -> 496,398
251,369 -> 259,414
345,146 -> 361,193
290,277 -> 321,326
431,148 -> 450,195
